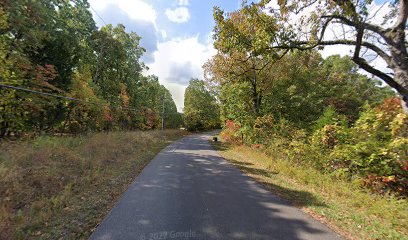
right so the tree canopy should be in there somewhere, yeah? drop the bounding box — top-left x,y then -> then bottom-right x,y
212,0 -> 408,110
184,79 -> 220,131
208,1 -> 406,195
0,0 -> 182,137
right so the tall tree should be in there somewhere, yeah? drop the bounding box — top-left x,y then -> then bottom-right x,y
91,24 -> 145,106
217,0 -> 408,110
0,1 -> 181,137
184,79 -> 220,131
209,7 -> 289,115
204,51 -> 275,116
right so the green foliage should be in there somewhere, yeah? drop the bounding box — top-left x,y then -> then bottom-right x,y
313,106 -> 346,130
222,97 -> 407,195
326,98 -> 408,194
0,1 -> 182,138
60,69 -> 109,133
211,2 -> 403,195
184,79 -> 220,131
0,130 -> 186,239
211,12 -> 403,194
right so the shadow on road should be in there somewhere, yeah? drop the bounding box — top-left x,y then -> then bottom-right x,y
209,140 -> 327,208
90,133 -> 340,240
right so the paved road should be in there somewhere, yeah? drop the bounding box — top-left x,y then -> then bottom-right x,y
90,133 -> 342,240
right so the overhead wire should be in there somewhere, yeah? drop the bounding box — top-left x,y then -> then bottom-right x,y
0,83 -> 180,115
0,6 -> 180,118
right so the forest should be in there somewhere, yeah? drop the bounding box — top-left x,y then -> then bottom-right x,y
0,0 -> 182,138
183,0 -> 408,196
1,0 -> 407,239
0,1 -> 186,238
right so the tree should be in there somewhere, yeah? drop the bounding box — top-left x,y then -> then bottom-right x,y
208,7 -> 289,116
223,0 -> 408,110
160,86 -> 183,129
0,1 -> 181,137
319,55 -> 395,120
91,24 -> 145,106
184,79 -> 220,131
204,52 -> 275,116
0,0 -> 62,136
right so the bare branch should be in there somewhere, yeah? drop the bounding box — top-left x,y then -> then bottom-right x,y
365,2 -> 388,22
292,0 -> 319,14
321,15 -> 386,35
270,39 -> 393,67
353,26 -> 364,60
354,56 -> 408,95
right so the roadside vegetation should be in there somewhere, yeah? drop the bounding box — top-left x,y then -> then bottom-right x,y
1,1 -> 182,139
212,139 -> 408,239
205,1 -> 408,239
183,79 -> 221,131
204,0 -> 407,199
1,0 -> 407,239
0,130 -> 186,239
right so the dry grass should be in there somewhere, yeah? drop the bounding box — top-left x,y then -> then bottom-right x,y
211,139 -> 408,240
0,130 -> 187,240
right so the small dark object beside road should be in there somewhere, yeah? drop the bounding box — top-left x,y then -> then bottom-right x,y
212,137 -> 218,142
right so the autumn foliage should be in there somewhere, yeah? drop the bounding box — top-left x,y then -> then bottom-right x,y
0,1 -> 182,138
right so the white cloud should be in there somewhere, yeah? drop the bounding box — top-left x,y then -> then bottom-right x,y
265,0 -> 393,78
165,84 -> 188,112
178,0 -> 189,6
88,0 -> 157,26
366,2 -> 393,27
160,30 -> 167,39
165,7 -> 191,23
147,37 -> 216,111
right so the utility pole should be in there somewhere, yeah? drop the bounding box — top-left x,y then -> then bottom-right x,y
161,94 -> 165,131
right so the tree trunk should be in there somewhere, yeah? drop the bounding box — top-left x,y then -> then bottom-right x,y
401,96 -> 408,113
389,41 -> 408,113
251,84 -> 262,115
392,63 -> 408,113
387,0 -> 408,113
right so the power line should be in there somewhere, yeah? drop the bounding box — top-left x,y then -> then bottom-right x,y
0,83 -> 181,115
88,5 -> 108,84
89,5 -> 107,26
0,83 -> 138,112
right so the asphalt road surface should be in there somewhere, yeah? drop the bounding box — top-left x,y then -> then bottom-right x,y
89,133 -> 342,240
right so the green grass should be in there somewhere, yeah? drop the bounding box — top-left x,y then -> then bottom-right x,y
0,130 -> 187,240
211,137 -> 408,240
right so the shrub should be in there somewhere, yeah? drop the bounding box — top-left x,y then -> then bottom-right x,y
221,120 -> 242,143
221,98 -> 407,196
329,98 -> 407,195
252,115 -> 275,144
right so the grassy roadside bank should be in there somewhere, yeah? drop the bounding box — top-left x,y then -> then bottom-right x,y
0,130 -> 187,240
211,137 -> 408,240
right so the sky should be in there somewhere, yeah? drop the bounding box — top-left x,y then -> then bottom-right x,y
88,0 -> 391,112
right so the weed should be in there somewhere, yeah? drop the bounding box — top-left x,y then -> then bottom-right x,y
0,130 -> 186,240
212,138 -> 408,240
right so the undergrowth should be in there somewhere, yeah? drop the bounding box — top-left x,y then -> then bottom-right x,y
0,130 -> 186,240
212,139 -> 408,240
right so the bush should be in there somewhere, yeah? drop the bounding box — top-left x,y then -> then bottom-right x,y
328,98 -> 407,195
221,120 -> 242,143
221,98 -> 407,196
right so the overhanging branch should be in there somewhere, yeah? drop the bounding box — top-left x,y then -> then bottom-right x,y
270,39 -> 392,65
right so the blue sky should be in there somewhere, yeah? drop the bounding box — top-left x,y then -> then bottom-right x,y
88,0 -> 241,111
88,0 -> 392,111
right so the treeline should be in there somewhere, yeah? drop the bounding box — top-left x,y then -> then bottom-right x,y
204,6 -> 407,195
0,0 -> 182,138
183,79 -> 220,131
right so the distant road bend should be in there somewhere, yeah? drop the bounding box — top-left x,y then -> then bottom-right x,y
90,133 -> 342,240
